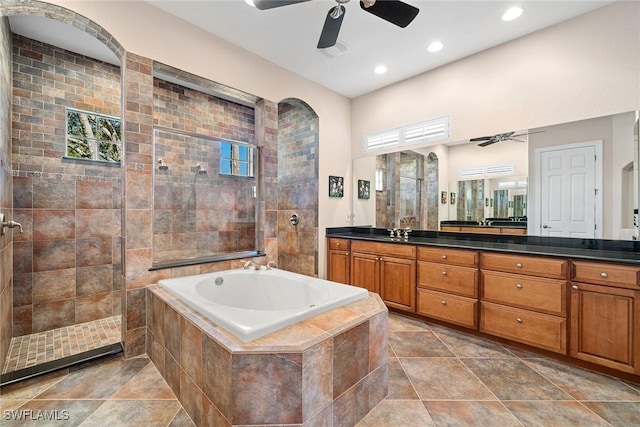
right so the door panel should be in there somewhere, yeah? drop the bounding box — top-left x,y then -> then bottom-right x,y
540,144 -> 597,238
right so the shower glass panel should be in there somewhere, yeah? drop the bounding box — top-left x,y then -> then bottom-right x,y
152,129 -> 258,265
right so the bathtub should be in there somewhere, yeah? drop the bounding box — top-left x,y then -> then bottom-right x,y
157,267 -> 369,342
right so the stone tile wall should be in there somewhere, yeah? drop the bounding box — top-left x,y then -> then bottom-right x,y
0,16 -> 13,374
277,101 -> 318,276
152,79 -> 256,263
147,285 -> 388,426
10,35 -> 122,336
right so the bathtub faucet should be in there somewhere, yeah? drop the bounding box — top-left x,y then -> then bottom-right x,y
243,260 -> 261,270
266,261 -> 277,270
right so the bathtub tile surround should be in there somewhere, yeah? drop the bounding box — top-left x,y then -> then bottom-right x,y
147,284 -> 388,426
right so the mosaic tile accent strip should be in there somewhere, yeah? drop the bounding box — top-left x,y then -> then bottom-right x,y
2,315 -> 121,374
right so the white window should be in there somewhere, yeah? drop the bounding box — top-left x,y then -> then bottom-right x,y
65,108 -> 122,162
364,115 -> 450,152
220,141 -> 255,177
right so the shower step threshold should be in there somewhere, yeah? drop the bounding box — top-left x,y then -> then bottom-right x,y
0,342 -> 123,386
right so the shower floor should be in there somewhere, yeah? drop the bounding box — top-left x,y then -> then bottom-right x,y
2,316 -> 121,375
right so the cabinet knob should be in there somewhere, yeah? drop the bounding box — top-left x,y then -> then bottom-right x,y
515,283 -> 523,289
516,317 -> 523,323
600,272 -> 608,278
572,285 -> 579,290
441,271 -> 447,276
346,252 -> 349,256
516,263 -> 523,268
441,300 -> 447,305
336,243 -> 340,247
441,255 -> 447,259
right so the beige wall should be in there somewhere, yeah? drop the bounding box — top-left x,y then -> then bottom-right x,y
351,1 -> 640,160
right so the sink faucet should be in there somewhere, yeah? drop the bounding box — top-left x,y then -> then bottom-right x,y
243,260 -> 260,270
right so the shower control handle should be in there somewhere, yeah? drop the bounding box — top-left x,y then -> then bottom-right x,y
289,213 -> 299,226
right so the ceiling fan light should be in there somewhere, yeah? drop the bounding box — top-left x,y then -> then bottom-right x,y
502,6 -> 523,22
427,41 -> 443,53
374,65 -> 387,74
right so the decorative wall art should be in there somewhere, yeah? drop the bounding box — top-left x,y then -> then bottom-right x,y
441,191 -> 447,204
450,192 -> 456,204
329,175 -> 344,197
358,180 -> 370,199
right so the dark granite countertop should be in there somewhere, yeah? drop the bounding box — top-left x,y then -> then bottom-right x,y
326,226 -> 640,265
440,220 -> 527,229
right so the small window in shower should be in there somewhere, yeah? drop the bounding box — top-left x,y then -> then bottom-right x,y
220,141 -> 255,177
65,108 -> 122,163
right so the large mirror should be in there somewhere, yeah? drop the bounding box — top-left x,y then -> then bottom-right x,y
353,111 -> 639,240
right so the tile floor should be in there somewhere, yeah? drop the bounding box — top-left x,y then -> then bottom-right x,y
0,313 -> 638,426
3,316 -> 122,374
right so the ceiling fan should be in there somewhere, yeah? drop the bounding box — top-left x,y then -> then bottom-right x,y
471,130 -> 544,147
253,0 -> 420,49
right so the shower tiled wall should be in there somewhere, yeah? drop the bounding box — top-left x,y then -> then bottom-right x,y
1,17 -> 13,373
152,79 -> 256,263
277,101 -> 318,276
10,35 -> 122,336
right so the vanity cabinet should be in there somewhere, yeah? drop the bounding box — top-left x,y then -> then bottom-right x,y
327,238 -> 351,284
350,241 -> 416,312
570,261 -> 640,374
416,247 -> 479,328
480,253 -> 568,354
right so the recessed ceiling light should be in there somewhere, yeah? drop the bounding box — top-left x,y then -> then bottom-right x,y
502,6 -> 523,21
427,41 -> 443,53
374,65 -> 387,75
245,0 -> 256,7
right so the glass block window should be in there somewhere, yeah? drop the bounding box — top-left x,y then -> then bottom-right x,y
220,141 -> 255,177
66,108 -> 122,162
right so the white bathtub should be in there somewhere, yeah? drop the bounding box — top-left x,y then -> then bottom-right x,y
157,268 -> 369,342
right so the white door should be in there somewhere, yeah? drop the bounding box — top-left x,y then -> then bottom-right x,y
539,142 -> 600,238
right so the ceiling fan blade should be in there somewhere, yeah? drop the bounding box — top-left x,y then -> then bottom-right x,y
508,137 -> 525,142
252,0 -> 310,10
359,0 -> 419,28
478,140 -> 498,147
317,5 -> 346,49
511,130 -> 545,138
470,136 -> 492,142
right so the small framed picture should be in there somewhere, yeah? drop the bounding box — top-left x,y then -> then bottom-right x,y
357,180 -> 370,199
450,192 -> 456,204
329,175 -> 344,198
441,191 -> 447,204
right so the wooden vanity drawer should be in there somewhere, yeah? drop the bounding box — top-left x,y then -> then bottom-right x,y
481,253 -> 567,279
482,271 -> 566,316
418,261 -> 478,298
351,240 -> 416,259
417,247 -> 479,267
328,238 -> 351,251
480,302 -> 567,354
571,261 -> 640,289
417,288 -> 477,329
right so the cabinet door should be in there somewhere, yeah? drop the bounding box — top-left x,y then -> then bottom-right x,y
351,252 -> 380,293
328,249 -> 350,284
570,282 -> 640,374
380,256 -> 416,312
